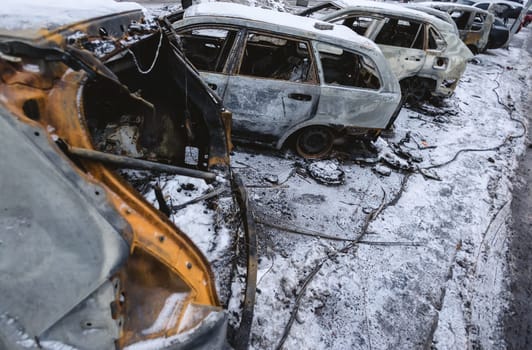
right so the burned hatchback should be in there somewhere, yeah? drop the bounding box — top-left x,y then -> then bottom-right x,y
0,1 -> 256,349
173,2 -> 402,158
300,0 -> 474,102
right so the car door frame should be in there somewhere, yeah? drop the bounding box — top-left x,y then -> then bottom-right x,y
176,23 -> 245,99
309,40 -> 400,131
367,15 -> 428,81
222,27 -> 322,146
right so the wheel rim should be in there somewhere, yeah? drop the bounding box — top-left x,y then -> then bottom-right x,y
296,127 -> 333,159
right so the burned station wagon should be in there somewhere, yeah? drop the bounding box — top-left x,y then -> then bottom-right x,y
300,0 -> 474,102
0,1 -> 256,349
173,2 -> 402,158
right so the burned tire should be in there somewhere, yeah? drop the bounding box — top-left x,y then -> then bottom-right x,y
295,126 -> 333,159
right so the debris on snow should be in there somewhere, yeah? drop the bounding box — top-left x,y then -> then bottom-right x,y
307,160 -> 345,185
374,164 -> 392,176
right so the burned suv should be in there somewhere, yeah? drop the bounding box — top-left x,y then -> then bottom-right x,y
174,2 -> 402,158
300,0 -> 474,102
0,1 -> 255,349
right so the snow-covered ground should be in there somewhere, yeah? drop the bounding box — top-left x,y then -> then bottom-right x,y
227,28 -> 531,350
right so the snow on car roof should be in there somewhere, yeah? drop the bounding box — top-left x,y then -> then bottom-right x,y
417,2 -> 492,14
323,0 -> 457,31
184,2 -> 377,49
0,0 -> 143,37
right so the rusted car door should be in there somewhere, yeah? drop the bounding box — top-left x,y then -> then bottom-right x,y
224,32 -> 320,144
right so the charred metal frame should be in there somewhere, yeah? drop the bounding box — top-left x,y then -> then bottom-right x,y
0,8 -> 253,349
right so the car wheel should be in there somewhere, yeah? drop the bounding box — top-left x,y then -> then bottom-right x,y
295,126 -> 334,159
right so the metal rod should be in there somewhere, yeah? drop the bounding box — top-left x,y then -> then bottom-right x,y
68,146 -> 217,182
171,186 -> 227,211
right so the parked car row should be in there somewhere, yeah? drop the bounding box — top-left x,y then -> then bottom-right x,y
453,0 -> 530,36
169,1 -> 477,158
0,0 -> 528,349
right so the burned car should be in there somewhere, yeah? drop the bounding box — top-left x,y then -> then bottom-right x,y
173,2 -> 402,158
0,1 -> 255,349
300,0 -> 474,102
414,2 -> 494,54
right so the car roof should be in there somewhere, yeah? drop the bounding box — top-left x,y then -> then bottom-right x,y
319,0 -> 457,32
405,4 -> 456,23
417,2 -> 492,15
183,2 -> 378,50
472,0 -> 523,8
0,0 -> 143,40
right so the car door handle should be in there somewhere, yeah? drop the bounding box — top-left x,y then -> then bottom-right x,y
208,83 -> 217,91
288,93 -> 312,101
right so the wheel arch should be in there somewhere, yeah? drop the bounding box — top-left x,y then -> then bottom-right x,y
275,121 -> 335,150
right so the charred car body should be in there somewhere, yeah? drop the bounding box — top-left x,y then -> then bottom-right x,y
0,1 -> 255,349
299,0 -> 474,102
173,2 -> 402,158
414,2 -> 494,54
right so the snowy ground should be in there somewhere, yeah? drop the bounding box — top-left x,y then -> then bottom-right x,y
134,2 -> 531,347
226,28 -> 531,350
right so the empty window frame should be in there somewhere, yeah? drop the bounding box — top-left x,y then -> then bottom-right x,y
427,27 -> 446,50
238,33 -> 314,83
180,27 -> 238,72
330,15 -> 378,36
449,10 -> 470,30
375,18 -> 424,49
317,44 -> 381,90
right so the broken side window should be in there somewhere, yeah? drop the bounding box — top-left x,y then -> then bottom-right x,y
450,10 -> 470,30
375,18 -> 424,50
333,15 -> 379,36
180,27 -> 237,73
428,27 -> 446,50
317,44 -> 381,90
238,33 -> 314,83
